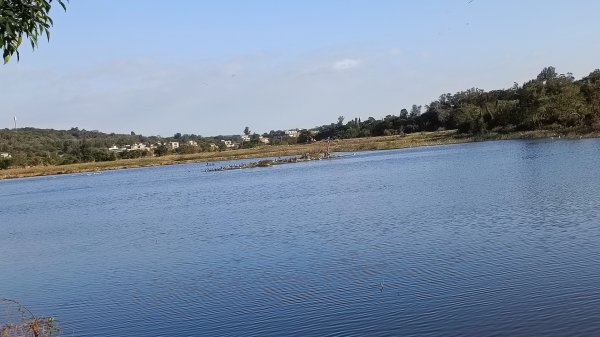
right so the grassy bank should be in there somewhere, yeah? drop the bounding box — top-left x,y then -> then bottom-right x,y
1,129 -> 597,180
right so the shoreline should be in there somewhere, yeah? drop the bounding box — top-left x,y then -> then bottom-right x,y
1,129 -> 597,180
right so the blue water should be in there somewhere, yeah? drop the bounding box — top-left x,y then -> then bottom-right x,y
2,139 -> 600,336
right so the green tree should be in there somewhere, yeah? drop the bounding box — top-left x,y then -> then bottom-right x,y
399,109 -> 408,119
537,66 -> 557,82
154,144 -> 168,157
0,158 -> 12,169
175,144 -> 198,154
545,74 -> 586,126
581,69 -> 600,122
243,126 -> 250,136
297,130 -> 313,144
0,0 -> 67,63
409,105 -> 421,118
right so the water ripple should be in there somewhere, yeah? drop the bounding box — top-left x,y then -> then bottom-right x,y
1,140 -> 600,336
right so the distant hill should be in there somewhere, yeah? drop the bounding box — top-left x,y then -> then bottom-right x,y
0,127 -> 224,167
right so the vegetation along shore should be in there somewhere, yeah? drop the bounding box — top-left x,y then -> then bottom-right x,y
1,129 -> 597,180
2,65 -> 600,179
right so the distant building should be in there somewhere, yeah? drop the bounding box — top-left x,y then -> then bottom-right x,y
0,153 -> 11,158
188,140 -> 198,147
108,145 -> 126,153
168,142 -> 180,150
258,136 -> 270,144
240,135 -> 251,142
221,140 -> 235,148
209,143 -> 219,151
130,143 -> 148,151
284,129 -> 299,138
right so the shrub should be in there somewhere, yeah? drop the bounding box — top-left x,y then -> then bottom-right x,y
0,159 -> 11,170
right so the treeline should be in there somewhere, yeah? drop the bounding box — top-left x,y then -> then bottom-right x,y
311,66 -> 600,140
0,128 -> 225,168
2,66 -> 600,169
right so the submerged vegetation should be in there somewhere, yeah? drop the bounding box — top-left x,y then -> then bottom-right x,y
205,152 -> 333,172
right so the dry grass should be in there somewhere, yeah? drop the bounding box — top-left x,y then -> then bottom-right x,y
1,129 -> 597,180
1,300 -> 57,337
1,318 -> 56,337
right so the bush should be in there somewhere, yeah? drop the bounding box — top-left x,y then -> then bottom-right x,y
0,158 -> 11,170
1,299 -> 59,337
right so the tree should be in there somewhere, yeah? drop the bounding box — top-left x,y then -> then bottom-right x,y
0,0 -> 67,64
400,109 -> 408,119
0,158 -> 12,169
581,69 -> 600,120
537,66 -> 557,82
409,105 -> 422,118
154,144 -> 168,157
79,138 -> 93,162
297,130 -> 313,144
173,132 -> 181,139
243,126 -> 250,136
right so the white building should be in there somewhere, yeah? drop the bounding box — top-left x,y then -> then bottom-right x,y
188,140 -> 198,146
284,129 -> 299,138
108,145 -> 126,152
130,143 -> 147,151
169,142 -> 180,150
240,135 -> 251,142
221,140 -> 235,148
258,136 -> 270,144
0,153 -> 11,158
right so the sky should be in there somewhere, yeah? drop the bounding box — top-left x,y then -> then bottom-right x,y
2,0 -> 600,136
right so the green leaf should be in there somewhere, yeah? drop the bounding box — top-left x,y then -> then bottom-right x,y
0,0 -> 68,64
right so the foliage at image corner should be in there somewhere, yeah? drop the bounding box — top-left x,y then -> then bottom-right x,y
0,0 -> 67,64
0,298 -> 60,337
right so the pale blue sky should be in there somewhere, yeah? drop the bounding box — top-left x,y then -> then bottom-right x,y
2,1 -> 600,136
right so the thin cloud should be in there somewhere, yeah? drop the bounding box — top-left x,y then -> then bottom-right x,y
332,58 -> 362,71
389,48 -> 403,56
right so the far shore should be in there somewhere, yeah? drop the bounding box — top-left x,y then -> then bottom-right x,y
1,129 -> 597,180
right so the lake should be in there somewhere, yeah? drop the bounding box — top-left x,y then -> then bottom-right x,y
2,139 -> 600,336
